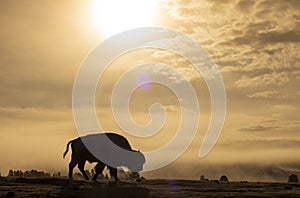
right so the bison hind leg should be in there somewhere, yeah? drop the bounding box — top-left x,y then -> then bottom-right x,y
92,162 -> 105,181
78,160 -> 89,180
68,158 -> 77,179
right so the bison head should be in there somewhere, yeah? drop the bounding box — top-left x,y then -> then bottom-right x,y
124,150 -> 145,172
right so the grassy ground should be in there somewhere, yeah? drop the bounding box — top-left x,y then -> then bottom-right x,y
1,177 -> 300,197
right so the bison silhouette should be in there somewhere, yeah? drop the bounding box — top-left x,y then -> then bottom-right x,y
63,133 -> 145,181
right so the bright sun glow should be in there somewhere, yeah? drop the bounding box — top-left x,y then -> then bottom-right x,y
89,0 -> 159,37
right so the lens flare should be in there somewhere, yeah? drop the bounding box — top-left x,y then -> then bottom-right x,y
136,73 -> 151,90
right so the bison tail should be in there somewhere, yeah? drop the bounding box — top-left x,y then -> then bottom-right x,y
63,140 -> 73,158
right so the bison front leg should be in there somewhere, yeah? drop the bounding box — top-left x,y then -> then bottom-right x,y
78,160 -> 89,180
108,166 -> 119,181
92,162 -> 105,181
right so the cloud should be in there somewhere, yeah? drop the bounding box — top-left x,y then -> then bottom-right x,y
161,0 -> 299,94
0,76 -> 73,108
159,0 -> 300,144
234,72 -> 290,89
272,105 -> 298,112
238,118 -> 300,136
247,91 -> 278,99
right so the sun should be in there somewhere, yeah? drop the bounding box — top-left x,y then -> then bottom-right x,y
89,0 -> 159,37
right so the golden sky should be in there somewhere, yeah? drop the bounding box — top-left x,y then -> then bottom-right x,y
0,0 -> 300,180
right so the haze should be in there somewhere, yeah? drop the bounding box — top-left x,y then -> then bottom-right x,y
0,0 -> 299,181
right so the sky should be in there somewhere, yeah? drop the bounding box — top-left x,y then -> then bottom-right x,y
0,0 -> 300,181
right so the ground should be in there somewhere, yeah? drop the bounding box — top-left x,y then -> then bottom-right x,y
1,177 -> 300,197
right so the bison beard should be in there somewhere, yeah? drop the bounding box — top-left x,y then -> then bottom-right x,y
63,133 -> 145,181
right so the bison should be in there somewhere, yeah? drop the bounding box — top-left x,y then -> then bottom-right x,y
63,133 -> 145,181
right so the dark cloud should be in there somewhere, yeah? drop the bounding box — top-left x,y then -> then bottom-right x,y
238,116 -> 300,136
235,0 -> 256,13
0,75 -> 73,108
221,139 -> 300,151
231,29 -> 300,45
239,125 -> 281,132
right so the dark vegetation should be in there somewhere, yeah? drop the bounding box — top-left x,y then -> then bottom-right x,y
5,168 -> 141,181
7,169 -> 51,178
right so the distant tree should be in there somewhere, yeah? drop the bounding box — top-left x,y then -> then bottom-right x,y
30,169 -> 37,176
8,170 -> 14,177
24,171 -> 30,177
15,170 -> 24,177
288,174 -> 298,183
7,169 -> 51,178
219,175 -> 229,182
